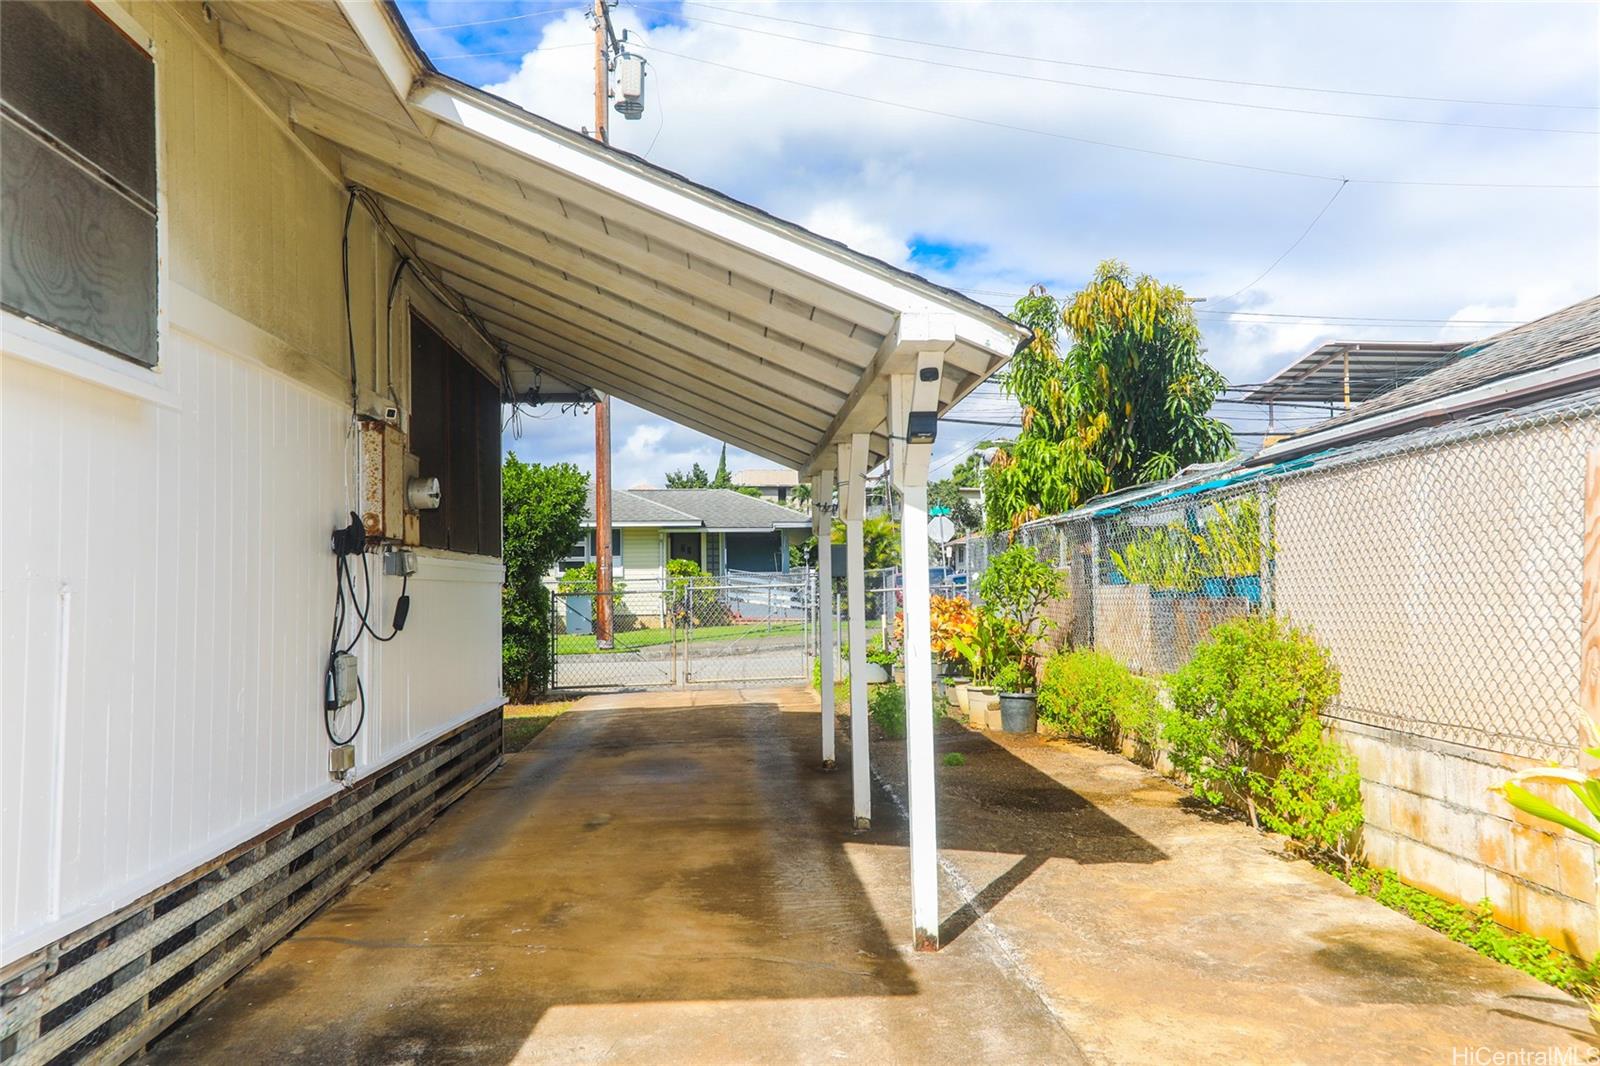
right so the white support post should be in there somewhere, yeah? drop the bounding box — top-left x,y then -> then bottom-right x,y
842,435 -> 871,830
890,354 -> 944,952
813,469 -> 837,768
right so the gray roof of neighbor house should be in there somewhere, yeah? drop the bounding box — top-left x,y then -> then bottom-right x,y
582,488 -> 812,531
1255,295 -> 1600,460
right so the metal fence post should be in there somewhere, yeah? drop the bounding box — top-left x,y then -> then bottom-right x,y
1088,518 -> 1100,651
1257,483 -> 1274,617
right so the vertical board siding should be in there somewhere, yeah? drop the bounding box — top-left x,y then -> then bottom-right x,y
1,2 -> 505,968
1,326 -> 501,964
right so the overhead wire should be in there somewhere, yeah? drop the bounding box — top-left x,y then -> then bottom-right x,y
674,1 -> 1599,113
628,43 -> 1598,190
633,4 -> 1599,136
951,292 -> 1525,327
1214,179 -> 1348,304
417,4 -> 584,32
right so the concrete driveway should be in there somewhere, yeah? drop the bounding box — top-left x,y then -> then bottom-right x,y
150,689 -> 1592,1064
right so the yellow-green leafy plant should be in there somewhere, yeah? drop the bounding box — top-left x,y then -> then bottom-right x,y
1110,525 -> 1199,591
1494,726 -> 1600,847
1191,496 -> 1265,579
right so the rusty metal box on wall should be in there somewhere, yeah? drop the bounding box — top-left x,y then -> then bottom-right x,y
359,417 -> 406,542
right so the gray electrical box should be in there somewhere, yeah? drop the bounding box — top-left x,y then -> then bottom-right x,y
329,743 -> 355,778
384,548 -> 418,577
331,652 -> 358,708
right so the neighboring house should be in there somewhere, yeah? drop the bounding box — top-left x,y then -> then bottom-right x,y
731,467 -> 801,507
559,488 -> 813,583
0,0 -> 1025,1057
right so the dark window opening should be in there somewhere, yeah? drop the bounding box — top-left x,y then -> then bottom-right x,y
1,0 -> 158,366
409,313 -> 501,556
668,532 -> 702,568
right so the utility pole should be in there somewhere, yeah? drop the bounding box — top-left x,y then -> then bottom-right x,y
590,0 -> 616,649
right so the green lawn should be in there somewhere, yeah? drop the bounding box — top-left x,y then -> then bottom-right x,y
503,700 -> 575,752
556,620 -> 804,655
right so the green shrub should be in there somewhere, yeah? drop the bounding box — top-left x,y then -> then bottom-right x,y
1164,616 -> 1358,859
1037,650 -> 1158,748
991,661 -> 1027,694
1262,717 -> 1365,864
942,752 -> 967,767
868,684 -> 908,738
866,634 -> 899,668
502,457 -> 587,701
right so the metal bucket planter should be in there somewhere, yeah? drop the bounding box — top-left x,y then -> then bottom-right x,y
999,692 -> 1037,733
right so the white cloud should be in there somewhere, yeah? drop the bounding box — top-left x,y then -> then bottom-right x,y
622,423 -> 667,457
799,201 -> 909,266
476,1 -> 1599,484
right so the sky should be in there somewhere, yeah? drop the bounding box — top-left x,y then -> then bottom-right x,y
397,0 -> 1600,488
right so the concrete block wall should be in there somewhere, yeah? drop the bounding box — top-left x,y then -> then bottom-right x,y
1097,708 -> 1599,958
1331,719 -> 1599,959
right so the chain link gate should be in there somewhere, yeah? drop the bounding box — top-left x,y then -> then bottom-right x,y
683,578 -> 811,686
549,576 -> 814,691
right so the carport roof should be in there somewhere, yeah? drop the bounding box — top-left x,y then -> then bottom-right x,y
203,1 -> 1030,473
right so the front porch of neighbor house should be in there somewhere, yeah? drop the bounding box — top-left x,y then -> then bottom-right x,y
145,688 -> 1588,1064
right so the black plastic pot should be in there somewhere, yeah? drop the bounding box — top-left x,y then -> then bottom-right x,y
998,692 -> 1037,733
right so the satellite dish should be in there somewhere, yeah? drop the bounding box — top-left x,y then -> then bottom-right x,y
927,516 -> 956,544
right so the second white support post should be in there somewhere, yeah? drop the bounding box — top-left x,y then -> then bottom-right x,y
813,469 -> 837,768
890,356 -> 944,952
842,435 -> 871,829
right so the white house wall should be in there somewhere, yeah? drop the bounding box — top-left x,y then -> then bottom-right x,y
0,1 -> 502,966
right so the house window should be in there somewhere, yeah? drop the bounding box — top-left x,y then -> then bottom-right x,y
559,530 -> 621,571
1,0 -> 158,367
409,313 -> 501,556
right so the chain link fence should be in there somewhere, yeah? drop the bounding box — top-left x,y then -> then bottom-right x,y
962,392 -> 1600,764
550,575 -> 814,690
550,579 -> 679,690
683,578 -> 811,685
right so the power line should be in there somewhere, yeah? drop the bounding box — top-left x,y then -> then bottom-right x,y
636,5 -> 1599,136
676,1 -> 1599,114
418,5 -> 582,32
954,294 -> 1525,326
631,43 -> 1599,190
432,41 -> 592,58
1199,310 -> 1520,325
1215,179 -> 1348,303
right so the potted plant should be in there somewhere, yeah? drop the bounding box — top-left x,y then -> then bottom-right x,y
992,662 -> 1036,733
863,635 -> 897,684
951,610 -> 1014,729
974,544 -> 1063,733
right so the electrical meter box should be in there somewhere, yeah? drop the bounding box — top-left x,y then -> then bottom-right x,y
615,53 -> 645,119
359,418 -> 407,542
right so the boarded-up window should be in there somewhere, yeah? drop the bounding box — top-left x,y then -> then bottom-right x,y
410,313 -> 502,557
1,0 -> 158,366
